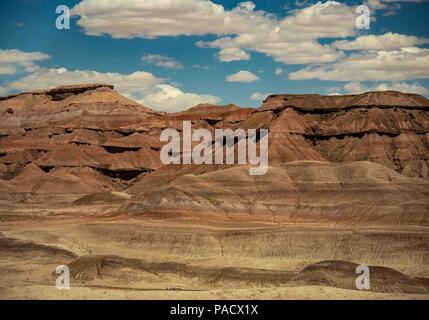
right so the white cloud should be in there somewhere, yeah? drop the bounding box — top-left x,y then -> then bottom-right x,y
344,81 -> 368,94
0,65 -> 17,75
0,87 -> 8,96
139,84 -> 220,112
290,47 -> 429,81
192,64 -> 210,70
141,54 -> 182,69
226,70 -> 260,83
374,82 -> 428,95
217,47 -> 250,62
250,92 -> 269,101
72,0 -> 355,65
365,0 -> 389,10
0,53 -> 220,113
364,0 -> 426,16
2,67 -> 161,98
197,1 -> 354,64
295,0 -> 311,7
275,68 -> 284,76
71,0 -> 228,38
280,1 -> 356,40
343,81 -> 428,95
67,0 -> 429,83
3,1 -> 429,99
333,33 -> 429,51
0,49 -> 50,75
365,0 -> 408,11
71,0 -> 356,40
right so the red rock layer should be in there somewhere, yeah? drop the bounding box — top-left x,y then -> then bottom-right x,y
0,85 -> 428,224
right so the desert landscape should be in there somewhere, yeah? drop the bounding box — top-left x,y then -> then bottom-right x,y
0,84 -> 428,299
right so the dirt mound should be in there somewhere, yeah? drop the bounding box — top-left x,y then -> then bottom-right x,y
67,255 -> 147,281
64,255 -> 429,293
124,161 -> 429,225
66,254 -> 294,287
293,260 -> 429,294
0,234 -> 77,260
73,191 -> 131,205
1,164 -> 121,194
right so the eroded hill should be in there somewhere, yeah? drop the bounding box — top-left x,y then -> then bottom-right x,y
0,85 -> 428,225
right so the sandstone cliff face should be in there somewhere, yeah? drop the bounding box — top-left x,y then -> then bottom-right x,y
261,92 -> 429,178
0,84 -> 161,192
0,85 -> 428,224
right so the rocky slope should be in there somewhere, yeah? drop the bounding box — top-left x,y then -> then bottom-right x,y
0,84 -> 428,224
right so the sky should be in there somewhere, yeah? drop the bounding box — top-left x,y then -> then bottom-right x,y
0,0 -> 428,112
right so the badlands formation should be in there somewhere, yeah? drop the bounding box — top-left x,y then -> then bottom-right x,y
0,84 -> 428,299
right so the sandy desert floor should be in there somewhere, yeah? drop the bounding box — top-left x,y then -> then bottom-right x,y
0,194 -> 428,300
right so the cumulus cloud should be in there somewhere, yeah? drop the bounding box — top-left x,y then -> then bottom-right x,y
365,0 -> 392,10
290,47 -> 429,81
275,68 -> 284,76
4,1 -> 429,101
141,54 -> 183,69
201,36 -> 344,64
68,0 -> 429,83
250,92 -> 269,101
363,0 -> 427,17
71,0 -> 227,38
217,47 -> 250,62
71,0 -> 355,65
1,67 -> 161,97
374,82 -> 428,95
71,0 -> 356,40
197,1 -> 354,64
0,52 -> 220,112
0,49 -> 50,75
367,0 -> 426,8
333,33 -> 429,51
226,70 -> 260,83
343,81 -> 368,94
139,84 -> 220,112
344,81 -> 428,95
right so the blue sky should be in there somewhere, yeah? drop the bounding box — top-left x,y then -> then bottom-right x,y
0,0 -> 428,111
